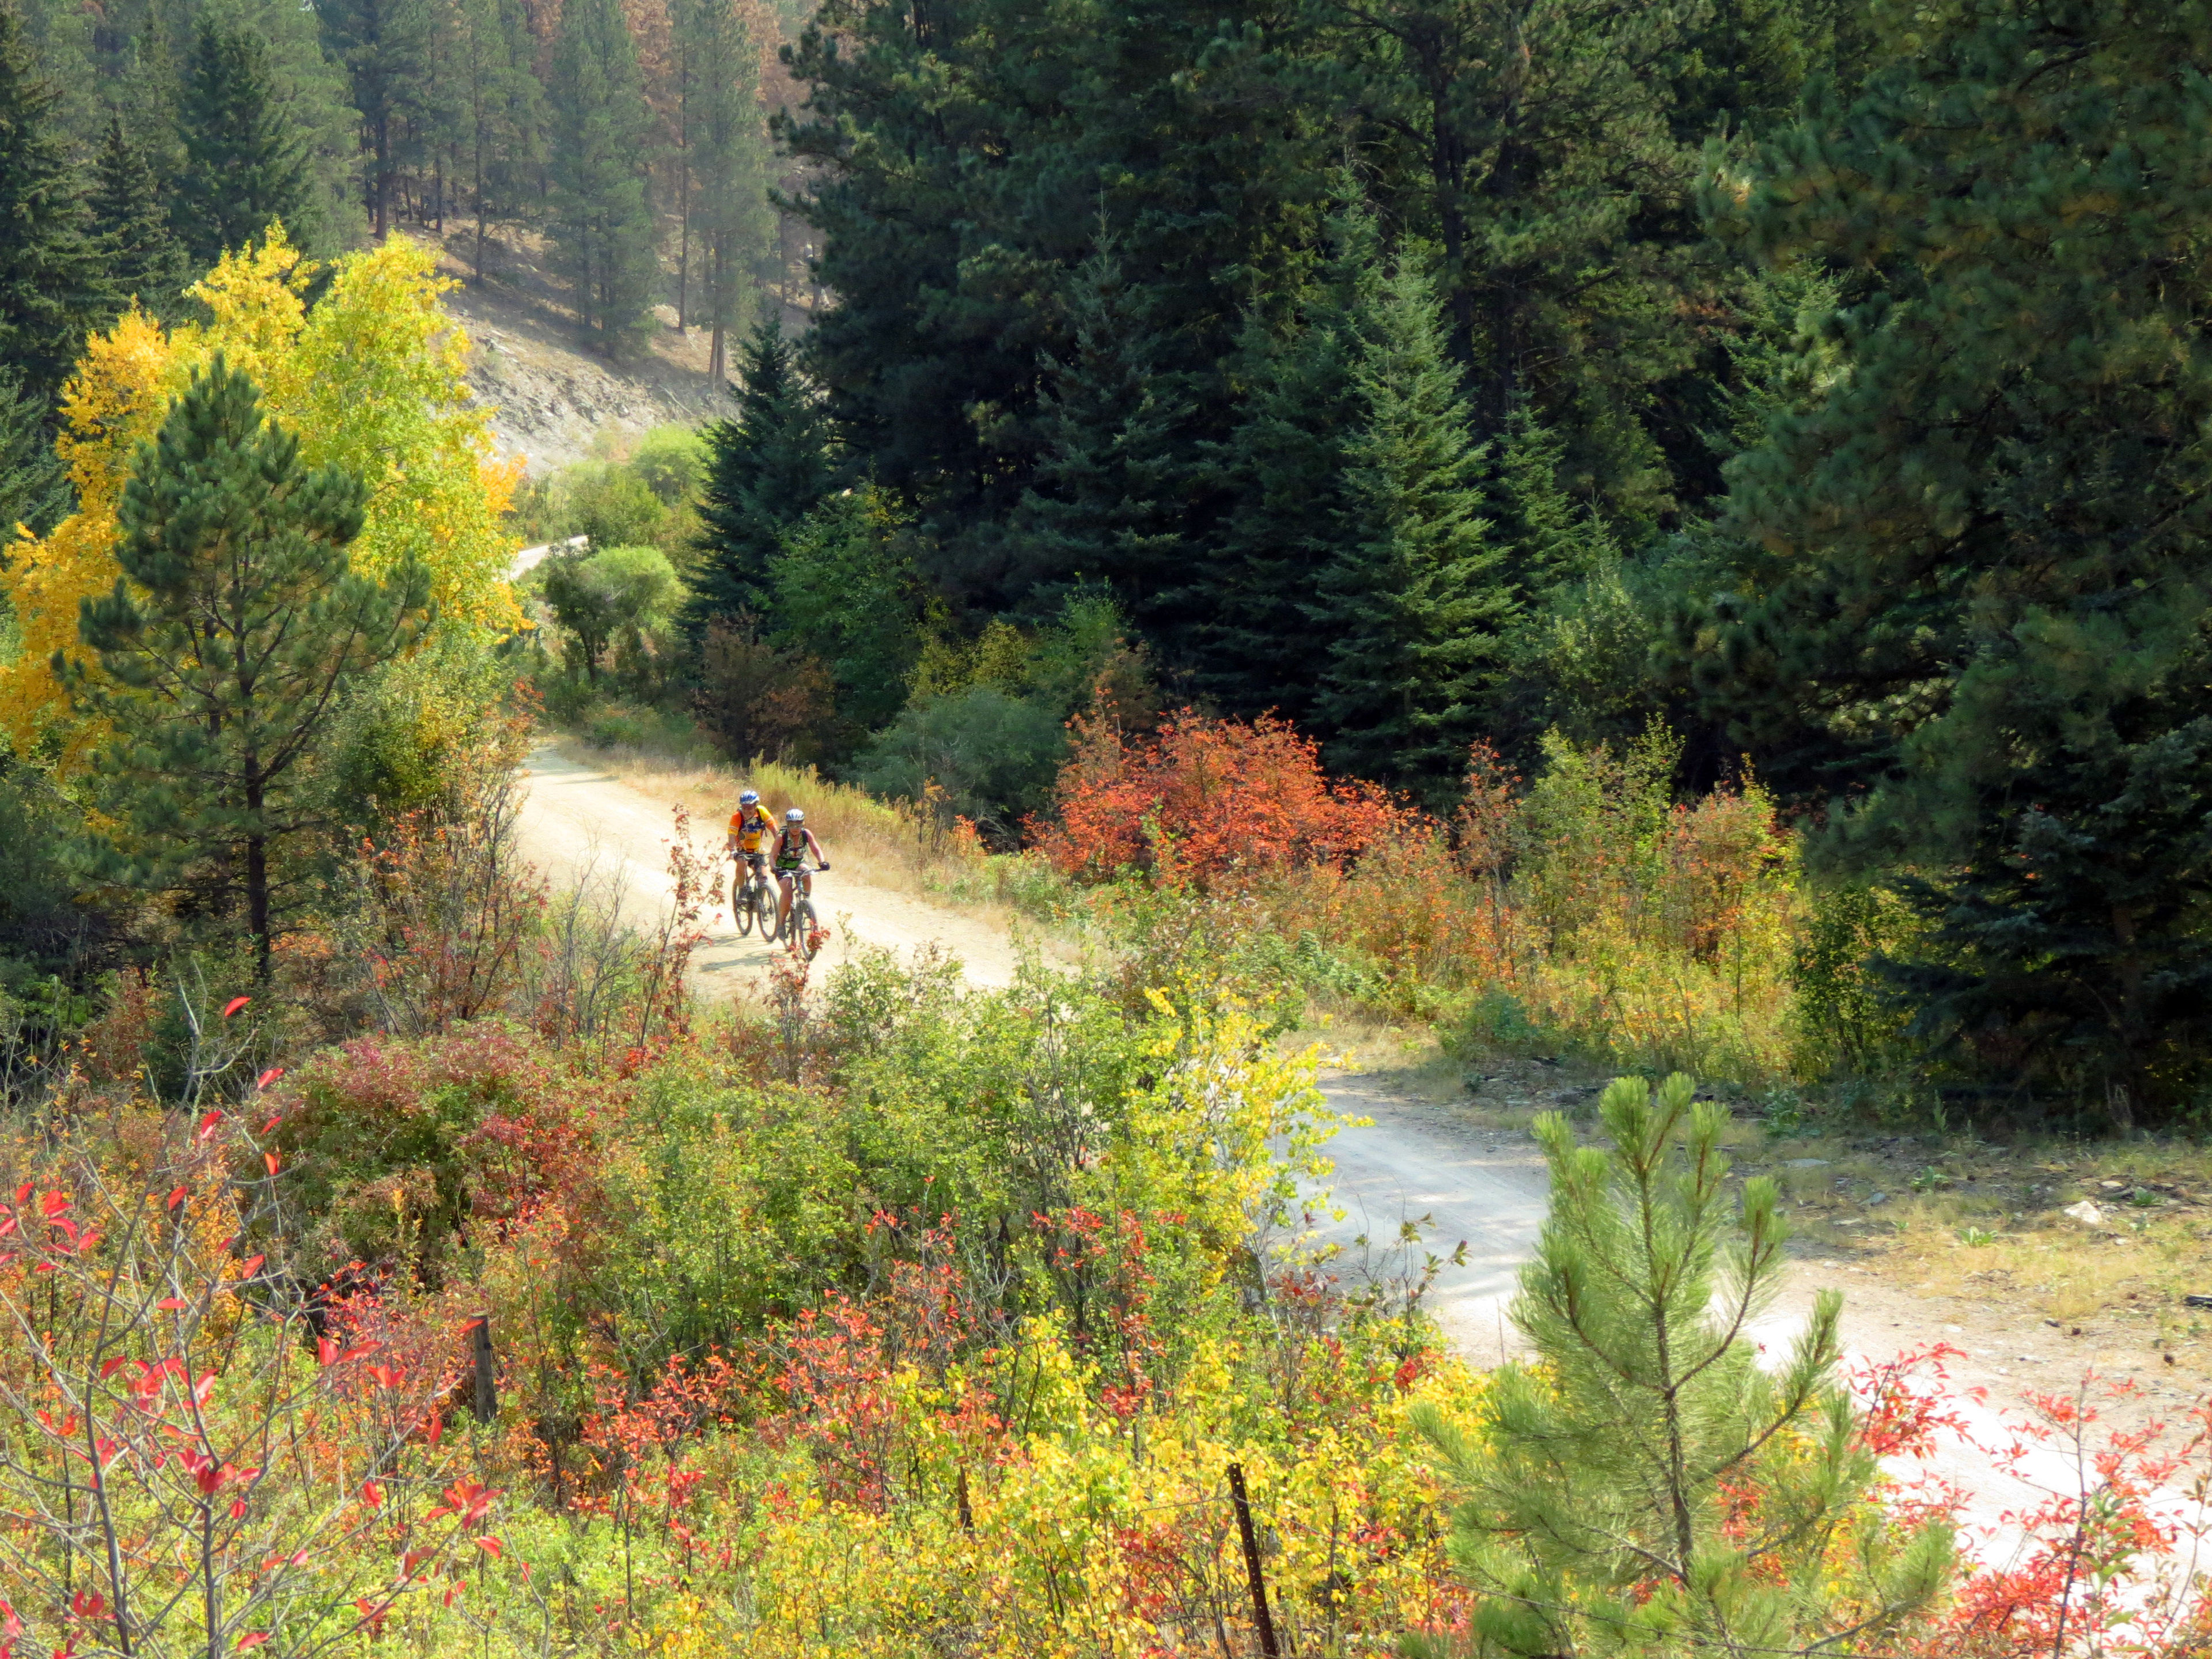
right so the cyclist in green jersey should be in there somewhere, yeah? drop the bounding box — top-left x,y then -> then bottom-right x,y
772,807 -> 829,938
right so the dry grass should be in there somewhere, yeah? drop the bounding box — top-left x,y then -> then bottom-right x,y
1730,1131 -> 2212,1378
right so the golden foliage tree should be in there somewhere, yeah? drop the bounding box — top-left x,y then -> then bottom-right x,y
0,225 -> 522,760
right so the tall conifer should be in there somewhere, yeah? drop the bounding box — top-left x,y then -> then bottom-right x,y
89,114 -> 190,319
674,0 -> 767,384
318,0 -> 435,237
70,357 -> 429,972
547,0 -> 657,350
0,0 -> 108,403
1702,0 -> 2212,1105
1310,253 -> 1513,800
1198,204 -> 1381,725
1015,249 -> 1194,636
0,366 -> 65,535
175,15 -> 316,262
683,316 -> 832,638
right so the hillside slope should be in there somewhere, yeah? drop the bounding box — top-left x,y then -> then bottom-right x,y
420,225 -> 734,472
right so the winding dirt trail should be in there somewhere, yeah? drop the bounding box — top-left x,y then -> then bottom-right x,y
513,745 -> 2201,1559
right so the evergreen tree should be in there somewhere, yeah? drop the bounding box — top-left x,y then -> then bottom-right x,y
450,0 -> 544,283
779,0 -> 1337,610
1196,202 -> 1380,725
88,114 -> 190,319
682,315 -> 832,638
547,0 -> 658,350
1492,400 -> 1616,599
68,357 -> 429,973
175,14 -> 317,263
1411,1073 -> 1953,1657
0,366 -> 66,535
0,0 -> 109,404
1309,253 -> 1513,799
319,0 -> 436,238
1700,0 -> 2212,1109
1013,248 -> 1195,638
673,0 -> 768,384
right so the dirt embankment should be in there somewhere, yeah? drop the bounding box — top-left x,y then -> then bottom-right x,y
412,225 -> 732,474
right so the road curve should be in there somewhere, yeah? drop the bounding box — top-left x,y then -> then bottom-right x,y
510,745 -> 2183,1554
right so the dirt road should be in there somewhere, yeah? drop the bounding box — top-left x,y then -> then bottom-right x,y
515,746 -> 2194,1552
513,746 -> 1032,994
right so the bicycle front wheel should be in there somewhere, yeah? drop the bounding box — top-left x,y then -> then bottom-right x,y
789,896 -> 819,961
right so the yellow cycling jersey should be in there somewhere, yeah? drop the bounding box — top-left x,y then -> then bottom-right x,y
729,804 -> 774,853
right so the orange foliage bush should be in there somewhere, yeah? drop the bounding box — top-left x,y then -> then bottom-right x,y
1035,711 -> 1407,889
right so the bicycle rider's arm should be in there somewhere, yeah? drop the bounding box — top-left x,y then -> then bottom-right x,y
807,830 -> 828,866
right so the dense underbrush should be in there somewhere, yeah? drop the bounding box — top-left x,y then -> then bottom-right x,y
0,902 -> 1486,1656
8,754 -> 2212,1656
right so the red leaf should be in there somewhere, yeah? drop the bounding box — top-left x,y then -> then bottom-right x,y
316,1337 -> 339,1366
166,1185 -> 187,1210
474,1535 -> 503,1559
196,1111 -> 222,1142
221,997 -> 251,1019
360,1478 -> 382,1510
256,1068 -> 283,1090
263,1152 -> 281,1176
99,1357 -> 129,1380
260,1113 -> 280,1133
156,1297 -> 187,1310
230,1498 -> 247,1520
39,1191 -> 69,1218
234,1634 -> 270,1652
237,1254 -> 265,1279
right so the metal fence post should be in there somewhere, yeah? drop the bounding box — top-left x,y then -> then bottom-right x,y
1228,1462 -> 1281,1658
471,1312 -> 497,1425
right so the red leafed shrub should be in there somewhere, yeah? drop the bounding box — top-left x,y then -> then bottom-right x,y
271,1026 -> 609,1280
1034,711 -> 1406,889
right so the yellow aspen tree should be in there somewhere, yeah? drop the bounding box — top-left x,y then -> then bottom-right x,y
0,225 -> 522,762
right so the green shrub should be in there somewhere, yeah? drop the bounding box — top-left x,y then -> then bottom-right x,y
852,684 -> 1067,838
318,633 -> 525,836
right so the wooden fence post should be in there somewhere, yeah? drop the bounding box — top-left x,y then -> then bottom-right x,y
471,1312 -> 497,1425
1228,1462 -> 1281,1659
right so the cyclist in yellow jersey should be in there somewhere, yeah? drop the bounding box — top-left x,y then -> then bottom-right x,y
726,789 -> 775,896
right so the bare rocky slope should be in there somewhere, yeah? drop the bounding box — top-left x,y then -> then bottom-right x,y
421,225 -> 733,473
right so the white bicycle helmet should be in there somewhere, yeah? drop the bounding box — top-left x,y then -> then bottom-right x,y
785,808 -> 805,824
740,789 -> 760,806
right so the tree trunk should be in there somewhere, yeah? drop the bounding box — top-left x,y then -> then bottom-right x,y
373,113 -> 391,238
245,757 -> 270,978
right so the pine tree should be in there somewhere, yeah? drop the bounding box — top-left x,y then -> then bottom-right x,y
682,315 -> 832,638
68,357 -> 429,972
673,0 -> 768,384
0,0 -> 109,404
1310,253 -> 1514,800
1411,1074 -> 1953,1657
1700,0 -> 2212,1111
88,115 -> 190,319
547,0 -> 658,350
0,366 -> 65,535
1196,202 -> 1380,726
318,0 -> 436,238
1013,248 -> 1195,638
450,0 -> 544,283
175,14 -> 317,263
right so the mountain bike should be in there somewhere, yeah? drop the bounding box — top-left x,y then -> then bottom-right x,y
732,854 -> 778,938
783,865 -> 826,963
